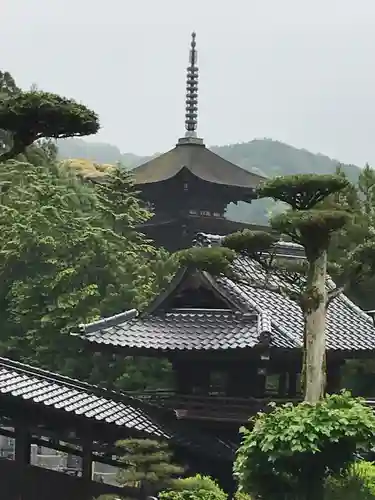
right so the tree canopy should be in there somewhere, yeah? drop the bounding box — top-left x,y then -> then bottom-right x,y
0,72 -> 99,162
0,159 -> 175,387
0,91 -> 99,161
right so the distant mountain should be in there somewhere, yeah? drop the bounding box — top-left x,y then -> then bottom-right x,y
56,138 -> 361,225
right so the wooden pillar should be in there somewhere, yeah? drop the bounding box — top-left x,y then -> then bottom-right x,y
326,360 -> 342,394
15,425 -> 31,500
256,354 -> 269,398
81,438 -> 93,481
81,436 -> 93,500
173,360 -> 191,394
278,372 -> 287,397
15,426 -> 31,466
288,370 -> 298,397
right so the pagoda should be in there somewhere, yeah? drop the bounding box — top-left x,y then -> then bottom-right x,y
132,33 -> 265,251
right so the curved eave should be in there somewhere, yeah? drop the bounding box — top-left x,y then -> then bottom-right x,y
131,144 -> 265,189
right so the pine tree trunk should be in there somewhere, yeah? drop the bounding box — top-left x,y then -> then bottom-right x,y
303,251 -> 327,404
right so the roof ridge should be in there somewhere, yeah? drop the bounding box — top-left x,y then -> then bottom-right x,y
168,308 -> 236,314
79,309 -> 138,334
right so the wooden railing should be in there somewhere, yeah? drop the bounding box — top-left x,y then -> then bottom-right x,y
127,390 -> 302,422
128,390 -> 375,423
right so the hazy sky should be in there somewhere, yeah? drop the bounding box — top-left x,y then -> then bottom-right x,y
3,0 -> 375,165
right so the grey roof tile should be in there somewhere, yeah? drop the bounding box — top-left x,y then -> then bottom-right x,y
218,252 -> 375,351
0,357 -> 168,437
82,310 -> 261,351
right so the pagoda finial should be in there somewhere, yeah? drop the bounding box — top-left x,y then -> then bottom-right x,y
184,32 -> 199,138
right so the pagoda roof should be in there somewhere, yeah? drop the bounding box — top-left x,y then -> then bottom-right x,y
131,140 -> 265,188
78,234 -> 375,354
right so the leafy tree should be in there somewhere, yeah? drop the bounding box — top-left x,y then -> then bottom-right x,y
0,159 -> 174,386
115,439 -> 184,498
0,90 -> 99,161
322,164 -> 375,310
234,392 -> 375,500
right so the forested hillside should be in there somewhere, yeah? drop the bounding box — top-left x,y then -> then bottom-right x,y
57,137 -> 361,224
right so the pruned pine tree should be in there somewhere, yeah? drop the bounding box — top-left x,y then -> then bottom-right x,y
176,174 -> 351,403
251,174 -> 350,403
115,439 -> 184,498
0,75 -> 99,162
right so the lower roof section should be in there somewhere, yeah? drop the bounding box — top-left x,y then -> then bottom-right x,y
0,357 -> 235,460
79,309 -> 269,352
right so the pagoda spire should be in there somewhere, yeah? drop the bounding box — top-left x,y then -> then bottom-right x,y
184,32 -> 199,138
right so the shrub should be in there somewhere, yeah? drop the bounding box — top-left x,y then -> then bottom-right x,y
234,392 -> 375,500
325,461 -> 375,499
160,474 -> 227,500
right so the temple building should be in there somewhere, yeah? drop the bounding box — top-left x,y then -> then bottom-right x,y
76,32 -> 375,491
1,32 -> 375,500
132,33 -> 265,251
79,233 -> 375,447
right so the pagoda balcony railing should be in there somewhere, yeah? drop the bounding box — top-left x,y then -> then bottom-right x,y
126,390 -> 302,423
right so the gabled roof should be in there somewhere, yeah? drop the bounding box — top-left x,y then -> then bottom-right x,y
78,233 -> 375,354
131,141 -> 265,188
0,357 -> 235,459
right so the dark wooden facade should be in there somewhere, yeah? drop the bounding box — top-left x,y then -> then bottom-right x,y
133,141 -> 265,251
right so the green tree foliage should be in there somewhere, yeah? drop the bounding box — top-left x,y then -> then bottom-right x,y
234,392 -> 375,500
175,247 -> 236,276
160,474 -> 227,500
170,474 -> 226,494
0,90 -> 99,161
0,71 -> 20,156
320,164 -> 375,310
115,439 -> 184,498
0,159 -> 174,386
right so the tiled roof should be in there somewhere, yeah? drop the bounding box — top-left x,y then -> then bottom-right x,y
78,233 -> 375,353
203,234 -> 375,352
0,357 -> 235,459
80,309 -> 277,351
132,142 -> 264,189
0,356 -> 168,436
